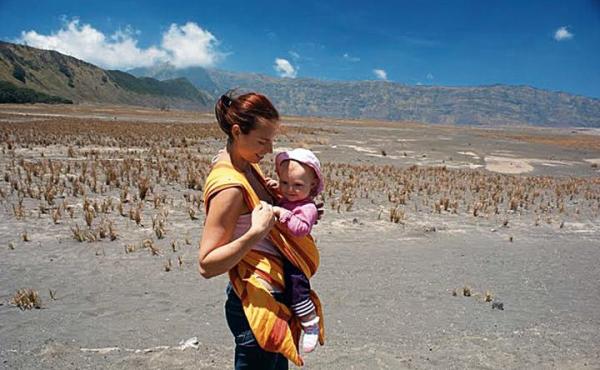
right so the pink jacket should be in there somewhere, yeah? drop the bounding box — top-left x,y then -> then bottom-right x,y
278,199 -> 318,237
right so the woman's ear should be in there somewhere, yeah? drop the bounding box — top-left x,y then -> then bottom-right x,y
231,124 -> 241,140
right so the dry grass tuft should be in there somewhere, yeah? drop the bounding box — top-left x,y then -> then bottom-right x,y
188,206 -> 199,220
11,288 -> 42,310
71,224 -> 86,242
52,207 -> 62,224
484,291 -> 493,302
143,239 -> 161,256
138,176 -> 151,201
463,286 -> 472,297
389,206 -> 405,224
124,243 -> 137,254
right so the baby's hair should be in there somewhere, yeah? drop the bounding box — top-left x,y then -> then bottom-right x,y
215,90 -> 279,142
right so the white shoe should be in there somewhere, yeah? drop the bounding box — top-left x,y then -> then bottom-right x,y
301,317 -> 320,353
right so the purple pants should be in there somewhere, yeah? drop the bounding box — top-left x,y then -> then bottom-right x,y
283,258 -> 315,317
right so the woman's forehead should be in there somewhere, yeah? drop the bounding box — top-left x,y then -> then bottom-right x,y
252,120 -> 279,137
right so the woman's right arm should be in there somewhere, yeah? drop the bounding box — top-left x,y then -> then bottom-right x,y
198,187 -> 275,279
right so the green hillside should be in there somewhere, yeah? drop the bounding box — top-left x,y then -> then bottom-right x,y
0,41 -> 212,110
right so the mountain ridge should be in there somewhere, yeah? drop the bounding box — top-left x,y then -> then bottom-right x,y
131,63 -> 600,127
0,41 -> 211,110
1,41 -> 599,127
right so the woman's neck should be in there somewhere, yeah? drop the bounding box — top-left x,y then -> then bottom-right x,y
226,143 -> 250,172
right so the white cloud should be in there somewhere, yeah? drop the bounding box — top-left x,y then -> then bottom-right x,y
161,22 -> 222,68
18,19 -> 223,70
343,53 -> 360,62
426,72 -> 434,80
554,26 -> 573,41
373,69 -> 387,80
289,51 -> 300,60
274,58 -> 297,78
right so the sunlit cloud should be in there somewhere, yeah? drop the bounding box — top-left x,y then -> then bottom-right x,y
554,26 -> 573,41
274,58 -> 297,78
160,22 -> 223,68
373,69 -> 387,80
18,19 -> 224,69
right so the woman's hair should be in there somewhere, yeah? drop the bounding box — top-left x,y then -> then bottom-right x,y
215,90 -> 279,142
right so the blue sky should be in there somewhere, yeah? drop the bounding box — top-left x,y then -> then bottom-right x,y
1,0 -> 599,98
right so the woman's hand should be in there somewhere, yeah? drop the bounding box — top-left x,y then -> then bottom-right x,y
249,201 -> 276,238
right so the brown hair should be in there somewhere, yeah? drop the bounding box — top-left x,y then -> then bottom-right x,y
215,90 -> 279,142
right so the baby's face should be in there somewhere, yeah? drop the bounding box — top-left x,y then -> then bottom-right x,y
278,160 -> 317,202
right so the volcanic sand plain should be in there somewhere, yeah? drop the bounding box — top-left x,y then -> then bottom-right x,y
0,104 -> 599,369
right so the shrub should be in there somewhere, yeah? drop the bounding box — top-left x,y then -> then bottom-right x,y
0,81 -> 73,104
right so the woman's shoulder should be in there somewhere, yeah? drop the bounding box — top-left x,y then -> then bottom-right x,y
210,148 -> 227,165
205,153 -> 243,182
205,186 -> 246,215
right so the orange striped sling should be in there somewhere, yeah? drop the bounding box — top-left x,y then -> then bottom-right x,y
203,160 -> 325,366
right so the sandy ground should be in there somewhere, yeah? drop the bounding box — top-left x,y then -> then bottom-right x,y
1,104 -> 599,369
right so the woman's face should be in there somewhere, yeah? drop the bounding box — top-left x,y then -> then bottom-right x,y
232,120 -> 278,163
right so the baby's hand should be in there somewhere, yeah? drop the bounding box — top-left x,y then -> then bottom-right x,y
265,177 -> 279,190
271,206 -> 283,218
315,201 -> 324,224
271,206 -> 285,220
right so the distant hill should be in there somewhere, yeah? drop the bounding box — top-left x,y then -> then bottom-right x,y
0,41 -> 211,110
131,64 -> 600,127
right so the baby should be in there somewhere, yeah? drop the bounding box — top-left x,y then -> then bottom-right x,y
268,148 -> 324,353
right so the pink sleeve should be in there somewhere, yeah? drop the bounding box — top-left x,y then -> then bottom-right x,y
279,203 -> 318,237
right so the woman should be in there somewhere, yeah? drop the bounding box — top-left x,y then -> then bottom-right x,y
199,91 -> 324,369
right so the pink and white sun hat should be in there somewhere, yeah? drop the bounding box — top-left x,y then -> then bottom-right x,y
275,148 -> 324,196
